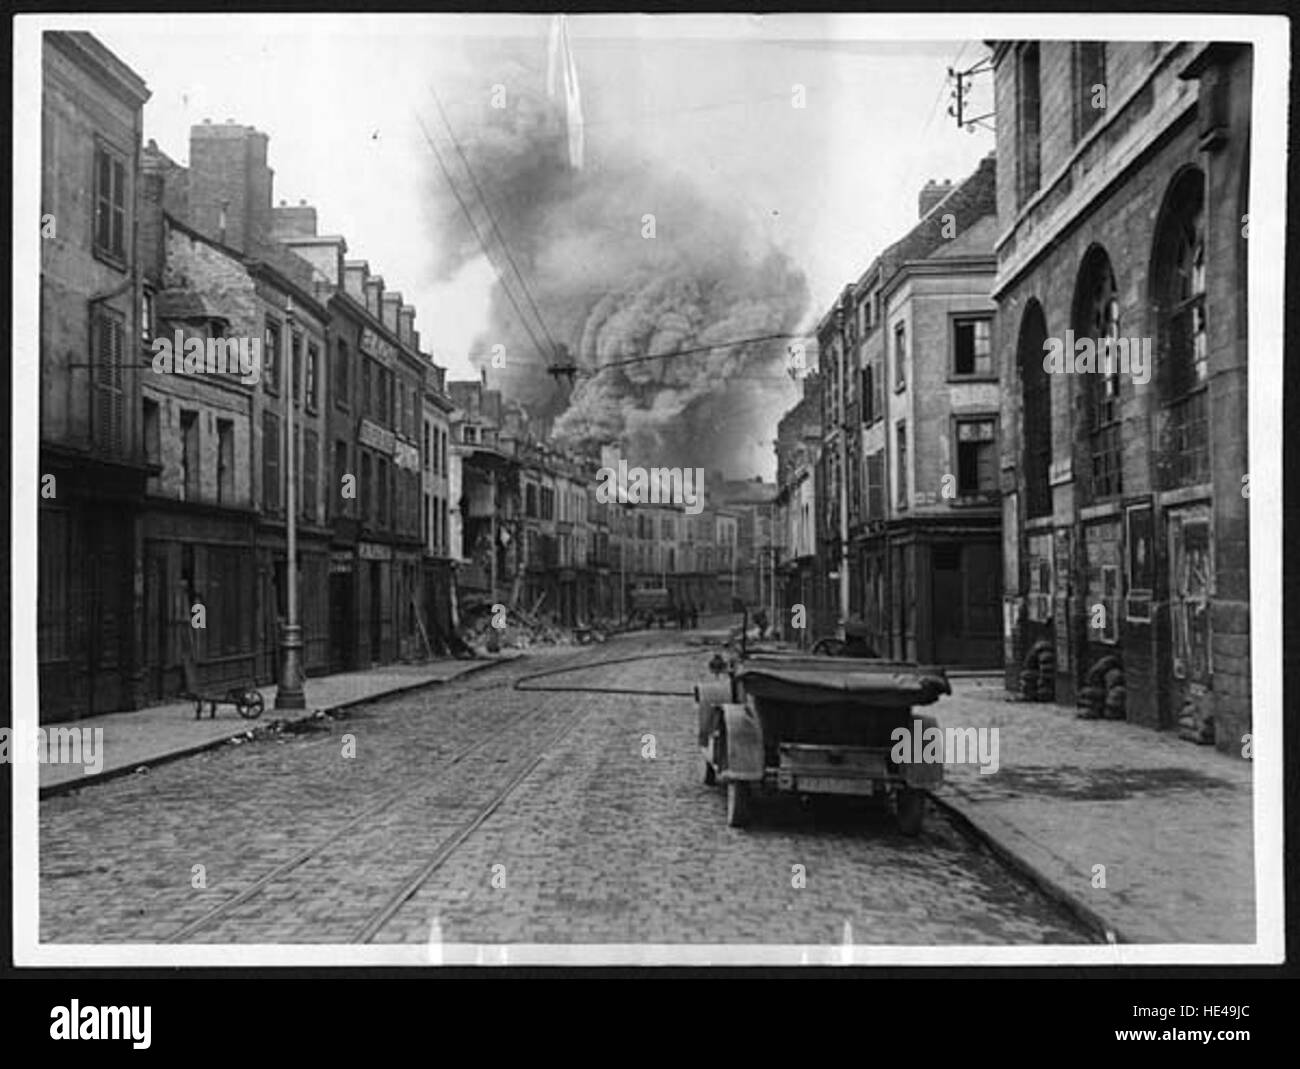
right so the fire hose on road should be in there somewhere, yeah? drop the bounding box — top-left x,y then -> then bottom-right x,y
512,649 -> 701,698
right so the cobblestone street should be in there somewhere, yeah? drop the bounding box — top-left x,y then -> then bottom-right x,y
40,633 -> 1096,947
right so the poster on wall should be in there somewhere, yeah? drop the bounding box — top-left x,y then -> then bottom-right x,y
1053,529 -> 1071,673
1126,500 -> 1154,621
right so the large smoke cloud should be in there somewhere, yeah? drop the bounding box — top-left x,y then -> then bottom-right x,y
427,43 -> 809,476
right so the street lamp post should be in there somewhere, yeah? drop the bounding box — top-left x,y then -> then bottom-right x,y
768,543 -> 777,640
488,469 -> 498,605
276,298 -> 306,709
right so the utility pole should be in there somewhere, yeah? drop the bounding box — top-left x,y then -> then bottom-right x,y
947,58 -> 995,133
277,299 -> 305,710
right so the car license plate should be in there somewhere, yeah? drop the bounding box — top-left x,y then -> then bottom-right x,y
788,775 -> 876,797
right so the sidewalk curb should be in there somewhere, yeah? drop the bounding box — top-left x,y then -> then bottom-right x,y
38,655 -> 521,800
929,785 -> 1129,947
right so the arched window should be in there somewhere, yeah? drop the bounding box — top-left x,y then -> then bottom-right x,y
1152,168 -> 1209,488
1073,246 -> 1123,501
1017,300 -> 1052,518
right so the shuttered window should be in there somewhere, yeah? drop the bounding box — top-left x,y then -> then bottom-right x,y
93,145 -> 126,260
866,450 -> 884,520
92,309 -> 125,453
334,441 -> 349,519
335,339 -> 349,409
306,343 -> 319,412
264,321 -> 280,394
361,452 -> 372,522
303,428 -> 318,523
262,410 -> 280,512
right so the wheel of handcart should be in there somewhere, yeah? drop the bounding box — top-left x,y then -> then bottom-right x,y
236,689 -> 264,719
726,780 -> 752,828
897,788 -> 925,837
812,637 -> 846,657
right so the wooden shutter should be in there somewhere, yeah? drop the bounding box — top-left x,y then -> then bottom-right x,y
111,158 -> 126,256
94,311 -> 125,452
304,429 -> 318,523
263,411 -> 280,512
977,438 -> 998,493
95,149 -> 111,252
866,451 -> 884,520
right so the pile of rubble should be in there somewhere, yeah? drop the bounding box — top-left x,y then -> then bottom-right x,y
457,601 -> 611,653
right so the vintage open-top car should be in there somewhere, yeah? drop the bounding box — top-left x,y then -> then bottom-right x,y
694,637 -> 951,833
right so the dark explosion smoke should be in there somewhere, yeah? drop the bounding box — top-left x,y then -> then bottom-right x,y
428,50 -> 809,476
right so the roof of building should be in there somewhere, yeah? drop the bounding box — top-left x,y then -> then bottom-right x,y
925,212 -> 998,260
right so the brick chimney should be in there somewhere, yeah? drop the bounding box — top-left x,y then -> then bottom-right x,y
271,197 -> 318,239
344,260 -> 370,303
272,200 -> 346,290
188,119 -> 274,254
381,292 -> 402,335
398,305 -> 416,349
918,178 -> 954,219
364,275 -> 384,319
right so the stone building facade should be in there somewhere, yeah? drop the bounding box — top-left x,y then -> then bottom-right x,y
992,41 -> 1251,749
40,32 -> 455,716
858,157 -> 1001,666
39,31 -> 152,720
815,155 -> 1002,665
773,372 -> 822,648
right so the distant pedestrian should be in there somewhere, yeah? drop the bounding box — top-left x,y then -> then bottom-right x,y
690,603 -> 699,630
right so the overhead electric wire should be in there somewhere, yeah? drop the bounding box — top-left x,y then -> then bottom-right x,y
415,90 -> 818,387
585,330 -> 813,375
430,87 -> 560,358
412,108 -> 553,366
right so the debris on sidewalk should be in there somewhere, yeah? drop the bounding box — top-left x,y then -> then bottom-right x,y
456,599 -> 611,653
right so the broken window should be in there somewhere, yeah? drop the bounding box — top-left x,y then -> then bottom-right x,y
956,417 -> 998,496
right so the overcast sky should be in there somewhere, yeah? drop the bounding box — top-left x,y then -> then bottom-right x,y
63,14 -> 994,383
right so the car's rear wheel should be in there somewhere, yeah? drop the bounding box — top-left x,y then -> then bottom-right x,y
897,788 -> 924,836
726,781 -> 751,828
